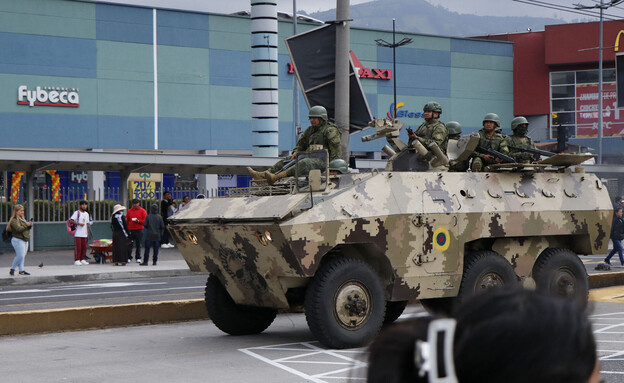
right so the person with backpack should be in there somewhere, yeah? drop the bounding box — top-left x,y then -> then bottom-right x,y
69,200 -> 90,266
7,204 -> 33,276
141,204 -> 165,266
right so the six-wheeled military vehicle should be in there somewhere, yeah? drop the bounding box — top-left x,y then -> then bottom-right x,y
168,118 -> 613,349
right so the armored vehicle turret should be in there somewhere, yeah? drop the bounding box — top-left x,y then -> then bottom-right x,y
168,118 -> 612,349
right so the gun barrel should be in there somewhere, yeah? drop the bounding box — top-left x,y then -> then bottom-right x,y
510,146 -> 555,157
476,146 -> 515,163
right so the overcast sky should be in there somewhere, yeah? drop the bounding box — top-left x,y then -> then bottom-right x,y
95,0 -> 624,23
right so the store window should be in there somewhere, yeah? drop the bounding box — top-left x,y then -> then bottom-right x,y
550,69 -> 621,139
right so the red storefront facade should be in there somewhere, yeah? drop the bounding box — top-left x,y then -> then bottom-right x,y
477,20 -> 624,163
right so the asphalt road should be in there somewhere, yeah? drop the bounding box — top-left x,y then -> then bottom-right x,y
0,275 -> 208,313
4,301 -> 624,383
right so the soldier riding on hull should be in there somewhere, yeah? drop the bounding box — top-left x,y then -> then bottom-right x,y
500,116 -> 535,163
407,101 -> 448,154
247,105 -> 342,185
471,113 -> 506,172
446,121 -> 469,172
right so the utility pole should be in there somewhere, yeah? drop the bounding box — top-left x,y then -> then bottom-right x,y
335,0 -> 350,162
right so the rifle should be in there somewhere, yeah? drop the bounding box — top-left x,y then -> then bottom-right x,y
278,159 -> 296,173
509,146 -> 556,159
475,146 -> 515,163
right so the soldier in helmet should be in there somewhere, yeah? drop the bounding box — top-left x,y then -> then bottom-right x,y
500,116 -> 535,163
247,105 -> 341,185
408,101 -> 448,154
471,113 -> 506,172
446,121 -> 469,172
329,159 -> 348,175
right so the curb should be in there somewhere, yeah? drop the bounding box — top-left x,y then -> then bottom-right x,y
0,269 -> 201,286
0,299 -> 209,337
589,272 -> 624,289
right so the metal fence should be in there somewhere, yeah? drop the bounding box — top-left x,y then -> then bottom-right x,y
0,186 -> 228,223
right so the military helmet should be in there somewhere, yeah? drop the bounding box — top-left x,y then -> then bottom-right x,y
423,101 -> 442,114
445,121 -> 462,135
309,105 -> 328,121
329,159 -> 348,174
483,113 -> 500,128
511,116 -> 529,131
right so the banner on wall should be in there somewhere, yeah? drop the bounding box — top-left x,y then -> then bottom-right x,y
576,83 -> 624,137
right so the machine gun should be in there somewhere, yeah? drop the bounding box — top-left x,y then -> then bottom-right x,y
509,146 -> 556,160
475,146 -> 515,163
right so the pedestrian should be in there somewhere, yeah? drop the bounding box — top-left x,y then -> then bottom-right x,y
141,204 -> 165,266
367,288 -> 600,383
247,105 -> 341,185
126,198 -> 147,263
605,206 -> 624,265
160,191 -> 174,248
69,200 -> 90,266
110,204 -> 129,266
407,101 -> 448,154
179,195 -> 190,209
470,113 -> 506,172
6,204 -> 32,276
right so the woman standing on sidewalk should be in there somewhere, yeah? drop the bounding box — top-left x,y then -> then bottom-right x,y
110,204 -> 129,266
605,206 -> 624,265
7,204 -> 32,276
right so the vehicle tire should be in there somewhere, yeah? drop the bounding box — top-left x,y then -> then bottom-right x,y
420,297 -> 456,315
532,248 -> 588,306
384,300 -> 408,324
458,250 -> 518,300
305,258 -> 386,349
204,274 -> 277,336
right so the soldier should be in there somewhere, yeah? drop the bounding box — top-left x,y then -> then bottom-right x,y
471,113 -> 506,172
408,101 -> 448,154
446,121 -> 469,172
500,116 -> 535,163
329,159 -> 348,175
247,105 -> 341,185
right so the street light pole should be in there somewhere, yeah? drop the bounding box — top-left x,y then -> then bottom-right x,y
574,0 -> 624,164
375,20 -> 412,119
598,1 -> 604,164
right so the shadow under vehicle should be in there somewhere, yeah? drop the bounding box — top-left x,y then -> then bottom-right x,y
168,119 -> 613,349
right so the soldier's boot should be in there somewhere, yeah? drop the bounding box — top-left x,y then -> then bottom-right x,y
265,171 -> 287,185
247,167 -> 265,181
471,160 -> 482,172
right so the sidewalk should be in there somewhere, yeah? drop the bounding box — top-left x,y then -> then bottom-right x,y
0,246 -> 201,286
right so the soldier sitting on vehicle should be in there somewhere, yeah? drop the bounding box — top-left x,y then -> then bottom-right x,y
446,121 -> 469,172
471,113 -> 506,172
329,159 -> 348,175
247,105 -> 341,185
407,101 -> 448,154
500,116 -> 536,163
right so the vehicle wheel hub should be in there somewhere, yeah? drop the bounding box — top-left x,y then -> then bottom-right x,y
551,268 -> 575,297
478,272 -> 505,290
335,282 -> 370,329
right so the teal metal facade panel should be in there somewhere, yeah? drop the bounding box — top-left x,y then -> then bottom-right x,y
0,1 -> 514,153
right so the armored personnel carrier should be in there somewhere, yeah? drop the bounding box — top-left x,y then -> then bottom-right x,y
168,119 -> 612,349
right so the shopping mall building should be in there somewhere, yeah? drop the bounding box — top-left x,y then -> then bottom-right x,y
0,0 -> 515,195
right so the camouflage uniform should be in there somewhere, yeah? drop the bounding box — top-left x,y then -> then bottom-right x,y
409,120 -> 448,153
500,134 -> 536,163
471,129 -> 506,170
269,121 -> 341,177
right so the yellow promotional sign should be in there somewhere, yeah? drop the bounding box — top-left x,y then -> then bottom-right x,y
128,172 -> 162,182
129,181 -> 156,200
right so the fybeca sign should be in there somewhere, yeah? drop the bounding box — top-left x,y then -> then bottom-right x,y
17,85 -> 79,107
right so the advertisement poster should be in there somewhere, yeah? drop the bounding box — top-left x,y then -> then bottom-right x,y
576,83 -> 624,137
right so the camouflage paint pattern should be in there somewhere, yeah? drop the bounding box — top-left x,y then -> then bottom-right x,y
169,167 -> 612,309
